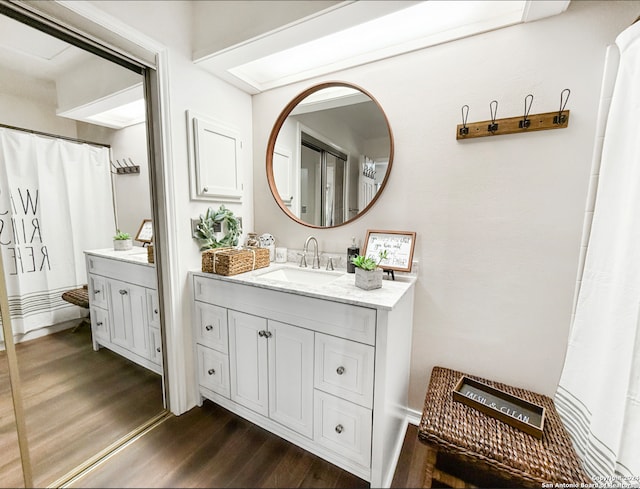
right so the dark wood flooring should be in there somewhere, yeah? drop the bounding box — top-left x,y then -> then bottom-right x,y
69,400 -> 431,489
0,325 -> 164,488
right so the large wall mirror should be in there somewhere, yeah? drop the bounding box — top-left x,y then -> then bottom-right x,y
266,82 -> 394,228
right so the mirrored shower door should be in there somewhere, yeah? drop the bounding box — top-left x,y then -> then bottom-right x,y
0,6 -> 167,487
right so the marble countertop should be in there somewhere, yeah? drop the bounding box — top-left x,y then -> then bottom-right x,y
84,247 -> 154,267
191,262 -> 416,311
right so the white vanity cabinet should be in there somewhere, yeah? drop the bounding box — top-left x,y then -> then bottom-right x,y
85,249 -> 162,375
190,269 -> 415,487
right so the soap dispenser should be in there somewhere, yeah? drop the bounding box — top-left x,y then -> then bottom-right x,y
347,237 -> 359,273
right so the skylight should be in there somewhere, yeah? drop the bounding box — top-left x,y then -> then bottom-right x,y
57,83 -> 146,130
195,0 -> 570,94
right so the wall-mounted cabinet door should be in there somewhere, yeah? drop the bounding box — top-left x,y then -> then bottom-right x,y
267,320 -> 314,438
228,310 -> 268,416
107,278 -> 150,359
187,110 -> 243,202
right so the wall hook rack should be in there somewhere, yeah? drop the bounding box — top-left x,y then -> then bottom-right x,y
456,89 -> 570,140
111,157 -> 140,174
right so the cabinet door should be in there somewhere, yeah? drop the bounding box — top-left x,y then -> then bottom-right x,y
108,278 -> 150,359
267,320 -> 314,438
228,310 -> 268,416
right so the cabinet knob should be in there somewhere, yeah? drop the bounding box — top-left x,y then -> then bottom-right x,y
203,187 -> 209,193
94,290 -> 101,294
258,330 -> 266,337
119,289 -> 128,295
207,368 -> 215,375
96,321 -> 103,327
156,347 -> 161,353
205,325 -> 213,331
154,309 -> 159,314
335,424 -> 344,434
265,331 -> 272,338
336,366 -> 345,375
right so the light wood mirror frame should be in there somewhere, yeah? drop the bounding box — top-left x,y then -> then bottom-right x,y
266,81 -> 394,229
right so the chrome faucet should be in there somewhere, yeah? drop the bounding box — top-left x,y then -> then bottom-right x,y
300,236 -> 320,269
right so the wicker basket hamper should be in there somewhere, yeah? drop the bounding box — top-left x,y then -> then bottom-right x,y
202,246 -> 270,276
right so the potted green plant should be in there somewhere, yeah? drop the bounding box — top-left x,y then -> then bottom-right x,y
113,229 -> 133,251
351,250 -> 388,290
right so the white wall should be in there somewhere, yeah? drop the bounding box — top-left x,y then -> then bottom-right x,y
108,122 -> 153,240
252,1 -> 640,411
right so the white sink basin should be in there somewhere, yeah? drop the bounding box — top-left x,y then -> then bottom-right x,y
255,266 -> 343,286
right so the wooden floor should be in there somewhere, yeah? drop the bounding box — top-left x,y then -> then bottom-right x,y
69,400 -> 431,489
0,325 -> 164,488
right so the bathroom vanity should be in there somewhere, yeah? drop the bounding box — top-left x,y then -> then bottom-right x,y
85,248 -> 162,375
189,264 -> 415,487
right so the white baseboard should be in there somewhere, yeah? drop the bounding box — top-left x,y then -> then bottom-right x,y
406,407 -> 422,426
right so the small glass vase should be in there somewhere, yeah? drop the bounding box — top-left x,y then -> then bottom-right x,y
354,267 -> 383,290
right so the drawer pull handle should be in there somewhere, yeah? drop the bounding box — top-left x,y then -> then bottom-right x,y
207,368 -> 216,375
205,325 -> 213,331
336,366 -> 345,375
94,290 -> 101,294
156,347 -> 161,353
335,424 -> 344,434
119,289 -> 128,295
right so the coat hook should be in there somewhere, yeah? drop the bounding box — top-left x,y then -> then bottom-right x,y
488,100 -> 499,133
554,88 -> 570,124
459,105 -> 470,136
519,94 -> 534,129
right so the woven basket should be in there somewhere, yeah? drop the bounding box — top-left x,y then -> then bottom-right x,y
147,245 -> 154,264
202,246 -> 270,276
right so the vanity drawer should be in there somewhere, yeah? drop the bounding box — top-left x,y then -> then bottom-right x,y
315,333 -> 374,409
193,275 -> 376,345
86,255 -> 156,288
314,390 -> 372,468
149,327 -> 162,366
90,306 -> 110,343
197,344 -> 230,399
88,274 -> 108,309
194,301 -> 228,353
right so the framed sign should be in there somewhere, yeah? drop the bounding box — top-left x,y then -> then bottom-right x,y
453,376 -> 546,438
135,219 -> 153,244
362,229 -> 416,273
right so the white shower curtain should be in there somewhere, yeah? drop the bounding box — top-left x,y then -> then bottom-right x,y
556,21 -> 640,481
0,128 -> 115,337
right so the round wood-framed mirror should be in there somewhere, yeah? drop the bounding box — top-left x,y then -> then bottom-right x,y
266,82 -> 394,229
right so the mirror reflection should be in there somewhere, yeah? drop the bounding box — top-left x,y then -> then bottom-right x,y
0,12 -> 165,487
268,83 -> 393,228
